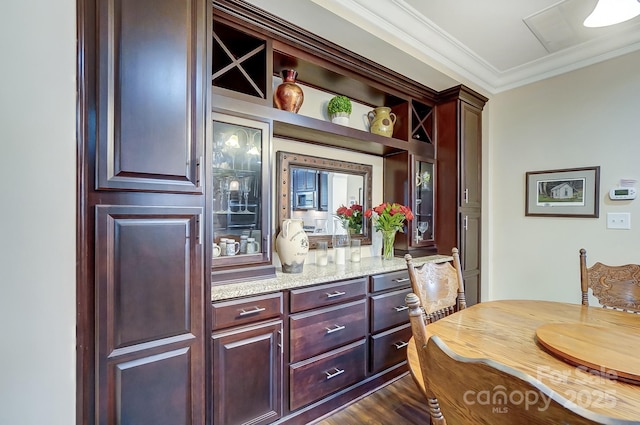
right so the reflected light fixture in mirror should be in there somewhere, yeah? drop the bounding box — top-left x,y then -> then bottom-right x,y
584,0 -> 640,27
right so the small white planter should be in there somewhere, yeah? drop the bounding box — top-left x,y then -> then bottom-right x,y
330,112 -> 350,126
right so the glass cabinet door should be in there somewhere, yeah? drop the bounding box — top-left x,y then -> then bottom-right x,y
212,112 -> 272,276
414,158 -> 434,245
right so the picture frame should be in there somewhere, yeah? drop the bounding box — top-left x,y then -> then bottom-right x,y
525,166 -> 600,218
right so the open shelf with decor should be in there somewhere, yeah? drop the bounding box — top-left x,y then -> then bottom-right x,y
213,1 -> 438,156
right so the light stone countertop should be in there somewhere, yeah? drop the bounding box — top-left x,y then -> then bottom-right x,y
211,254 -> 452,302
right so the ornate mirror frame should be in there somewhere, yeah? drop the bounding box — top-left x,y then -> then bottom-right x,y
277,151 -> 373,249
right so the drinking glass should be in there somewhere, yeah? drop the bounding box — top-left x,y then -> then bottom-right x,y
241,176 -> 252,213
350,239 -> 361,262
417,221 -> 429,240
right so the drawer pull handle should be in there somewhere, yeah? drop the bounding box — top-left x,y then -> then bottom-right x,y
393,277 -> 410,283
394,305 -> 408,312
325,324 -> 346,334
238,306 -> 266,316
325,367 -> 345,380
394,341 -> 409,350
326,290 -> 346,298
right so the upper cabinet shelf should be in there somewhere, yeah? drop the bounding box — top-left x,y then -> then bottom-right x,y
212,0 -> 441,158
212,93 -> 409,156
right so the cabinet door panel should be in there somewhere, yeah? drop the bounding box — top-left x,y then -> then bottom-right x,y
460,210 -> 480,274
212,321 -> 283,425
95,205 -> 204,424
115,348 -> 192,425
463,272 -> 480,307
460,102 -> 482,209
96,0 -> 206,193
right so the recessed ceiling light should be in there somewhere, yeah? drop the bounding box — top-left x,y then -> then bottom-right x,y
584,0 -> 640,27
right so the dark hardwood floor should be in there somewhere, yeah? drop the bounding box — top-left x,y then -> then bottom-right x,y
311,373 -> 430,425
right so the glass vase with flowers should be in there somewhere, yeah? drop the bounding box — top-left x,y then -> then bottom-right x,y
333,204 -> 363,264
335,204 -> 364,235
364,202 -> 414,260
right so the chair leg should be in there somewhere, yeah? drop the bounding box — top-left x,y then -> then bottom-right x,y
428,396 -> 446,425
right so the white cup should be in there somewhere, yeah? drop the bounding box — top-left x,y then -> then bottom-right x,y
225,239 -> 240,256
219,238 -> 228,256
246,237 -> 260,254
212,243 -> 221,258
240,235 -> 248,254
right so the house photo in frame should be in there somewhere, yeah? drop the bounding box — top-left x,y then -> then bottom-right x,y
525,166 -> 600,218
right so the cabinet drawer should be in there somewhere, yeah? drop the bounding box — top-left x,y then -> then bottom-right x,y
290,278 -> 367,313
212,292 -> 283,331
370,270 -> 411,293
290,299 -> 366,363
370,323 -> 412,374
370,287 -> 411,333
289,339 -> 366,411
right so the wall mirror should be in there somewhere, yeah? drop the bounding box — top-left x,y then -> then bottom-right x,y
277,151 -> 372,249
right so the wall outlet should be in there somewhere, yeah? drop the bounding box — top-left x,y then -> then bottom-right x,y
606,212 -> 631,229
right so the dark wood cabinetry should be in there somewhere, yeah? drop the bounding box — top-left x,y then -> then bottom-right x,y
211,112 -> 275,283
288,279 -> 368,410
384,152 -> 437,256
212,293 -> 284,425
94,0 -> 207,194
210,267 -> 426,425
77,0 -> 209,423
368,270 -> 412,374
94,206 -> 205,425
436,87 -> 486,306
78,0 -> 486,423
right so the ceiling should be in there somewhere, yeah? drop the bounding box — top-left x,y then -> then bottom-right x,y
242,0 -> 640,95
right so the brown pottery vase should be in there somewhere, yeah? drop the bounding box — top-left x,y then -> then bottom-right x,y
274,69 -> 304,113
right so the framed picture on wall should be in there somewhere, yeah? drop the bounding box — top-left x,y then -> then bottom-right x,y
525,166 -> 600,217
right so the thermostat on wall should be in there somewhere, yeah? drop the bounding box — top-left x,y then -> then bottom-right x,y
609,187 -> 637,200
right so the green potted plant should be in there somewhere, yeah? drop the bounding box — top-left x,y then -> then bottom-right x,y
327,95 -> 352,126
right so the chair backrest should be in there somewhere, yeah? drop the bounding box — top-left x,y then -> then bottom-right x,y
579,248 -> 640,313
405,248 -> 466,323
405,293 -> 624,425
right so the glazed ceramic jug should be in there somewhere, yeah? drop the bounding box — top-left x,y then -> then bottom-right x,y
276,219 -> 309,273
367,106 -> 396,137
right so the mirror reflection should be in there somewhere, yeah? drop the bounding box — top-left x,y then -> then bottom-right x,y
277,152 -> 372,248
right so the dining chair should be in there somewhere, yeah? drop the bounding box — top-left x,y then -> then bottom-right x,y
405,293 -> 624,425
580,248 -> 640,313
405,248 -> 466,324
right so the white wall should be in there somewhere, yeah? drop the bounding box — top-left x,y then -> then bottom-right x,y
0,1 -> 76,424
486,50 -> 640,303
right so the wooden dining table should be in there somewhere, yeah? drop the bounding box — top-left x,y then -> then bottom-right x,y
406,300 -> 640,422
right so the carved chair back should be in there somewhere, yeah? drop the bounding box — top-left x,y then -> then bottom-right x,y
405,248 -> 466,324
580,248 -> 640,313
405,293 -> 614,425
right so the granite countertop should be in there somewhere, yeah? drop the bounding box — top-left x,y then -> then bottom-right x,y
211,254 -> 452,301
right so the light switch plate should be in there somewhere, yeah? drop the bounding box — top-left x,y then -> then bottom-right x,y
607,212 -> 631,229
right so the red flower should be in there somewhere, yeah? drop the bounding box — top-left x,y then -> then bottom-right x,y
364,202 -> 413,233
335,204 -> 364,233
